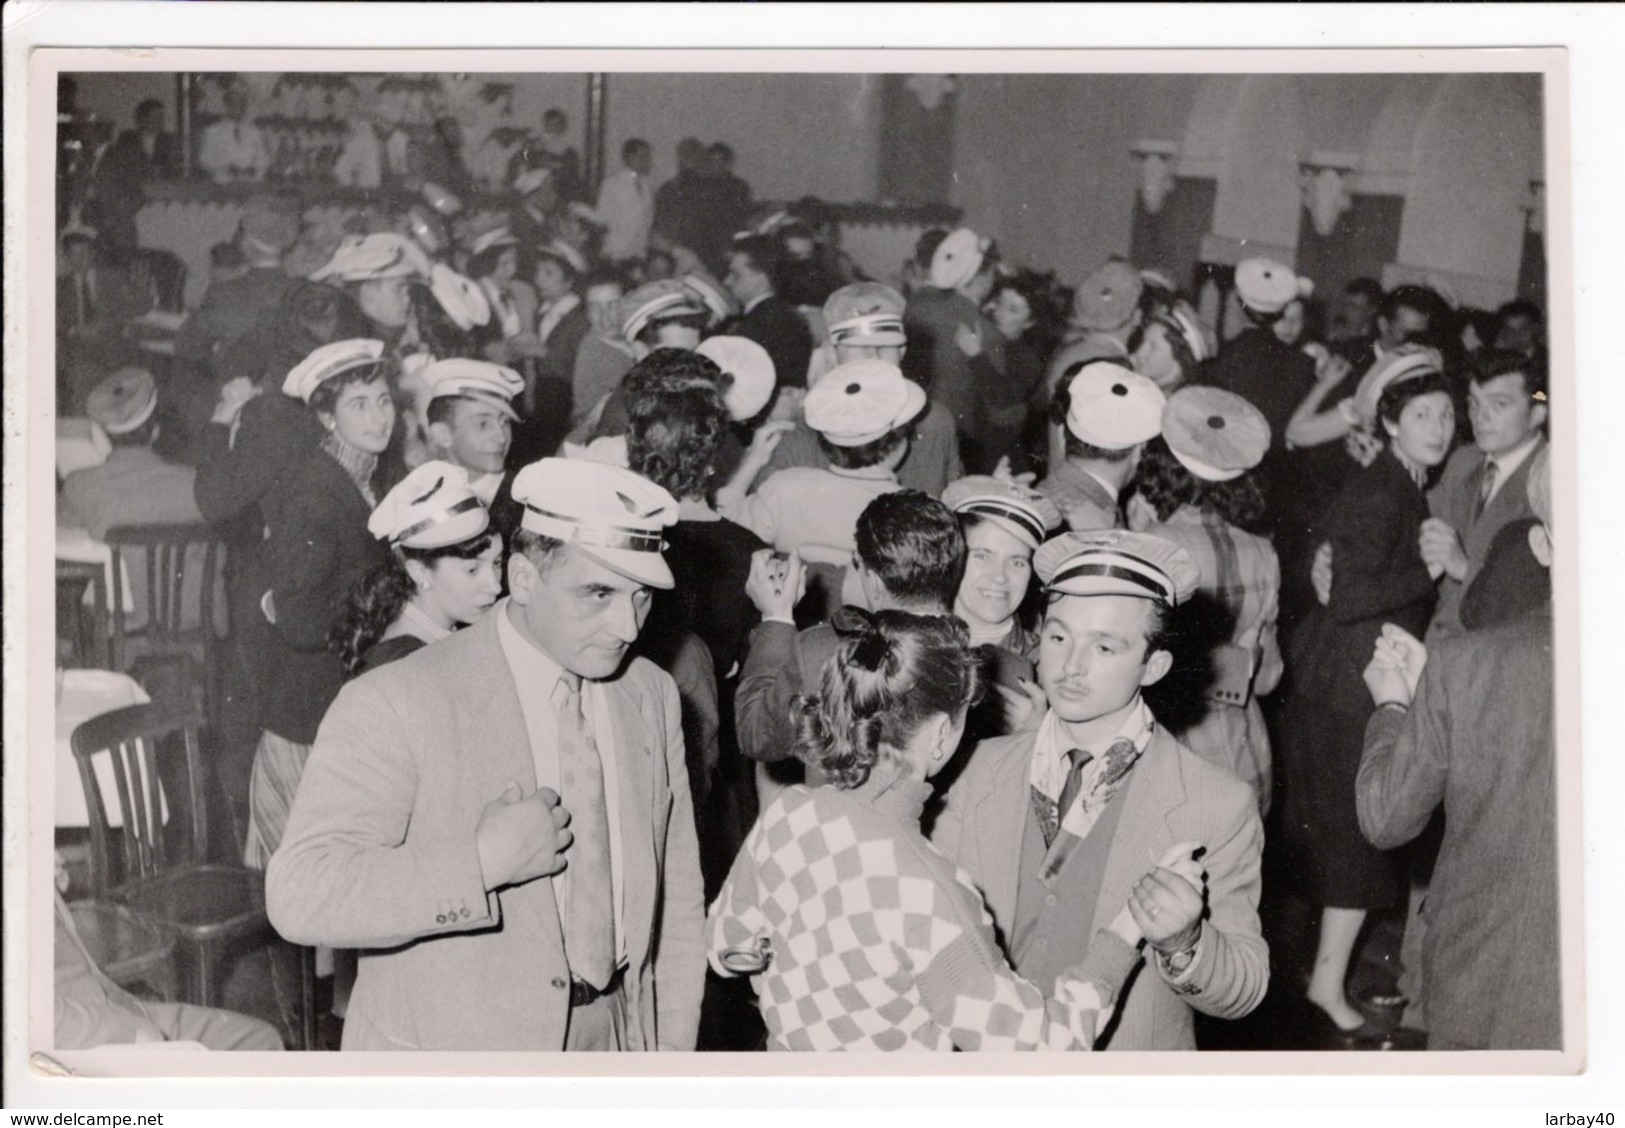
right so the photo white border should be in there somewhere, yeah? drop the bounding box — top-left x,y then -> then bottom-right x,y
4,2 -> 1621,1115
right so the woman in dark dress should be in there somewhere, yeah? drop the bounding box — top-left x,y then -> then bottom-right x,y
1280,357 -> 1456,1036
329,460 -> 503,678
243,339 -> 397,870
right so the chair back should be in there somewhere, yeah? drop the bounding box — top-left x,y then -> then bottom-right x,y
70,702 -> 209,897
104,523 -> 223,671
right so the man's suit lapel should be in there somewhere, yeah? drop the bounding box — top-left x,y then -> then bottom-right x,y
1091,727 -> 1189,934
971,735 -> 1036,929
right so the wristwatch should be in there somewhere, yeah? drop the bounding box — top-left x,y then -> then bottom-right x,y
1157,934 -> 1200,978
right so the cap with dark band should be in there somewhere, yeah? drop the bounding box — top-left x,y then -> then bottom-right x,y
1034,529 -> 1200,607
511,458 -> 681,589
368,461 -> 491,550
941,474 -> 1062,552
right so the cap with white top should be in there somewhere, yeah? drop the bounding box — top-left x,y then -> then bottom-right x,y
368,461 -> 490,549
617,279 -> 706,342
423,358 -> 524,421
511,458 -> 680,589
1234,257 -> 1311,316
1161,385 -> 1270,482
696,336 -> 776,422
429,263 -> 492,331
1071,261 -> 1144,332
941,475 -> 1062,552
930,228 -> 989,291
85,368 -> 158,436
282,338 -> 386,403
1034,529 -> 1200,606
1352,347 -> 1444,428
803,359 -> 927,447
1063,362 -> 1167,451
308,232 -> 432,283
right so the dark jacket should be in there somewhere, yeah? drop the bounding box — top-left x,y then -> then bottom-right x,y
726,295 -> 814,391
259,448 -> 390,744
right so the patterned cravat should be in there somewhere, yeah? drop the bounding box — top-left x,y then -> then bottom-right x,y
553,673 -> 615,989
1475,458 -> 1499,521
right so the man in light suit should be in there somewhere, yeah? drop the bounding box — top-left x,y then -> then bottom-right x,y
931,530 -> 1268,1051
267,458 -> 705,1051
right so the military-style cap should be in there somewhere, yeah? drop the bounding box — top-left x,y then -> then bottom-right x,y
823,282 -> 907,348
513,166 -> 553,196
681,273 -> 737,326
85,367 -> 158,436
282,338 -> 386,403
1035,529 -> 1200,606
468,226 -> 518,257
368,461 -> 490,549
1162,385 -> 1270,482
930,228 -> 988,291
696,336 -> 776,422
1352,347 -> 1443,427
1071,261 -> 1145,332
941,475 -> 1063,552
803,359 -> 926,447
617,279 -> 705,341
1064,362 -> 1167,450
537,239 -> 587,275
1166,302 -> 1211,363
423,358 -> 523,421
429,263 -> 492,332
308,232 -> 431,283
512,458 -> 679,589
1234,257 -> 1310,316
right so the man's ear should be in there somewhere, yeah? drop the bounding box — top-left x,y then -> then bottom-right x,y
1530,401 -> 1549,433
1140,647 -> 1174,689
506,549 -> 535,606
1529,522 -> 1552,569
426,420 -> 454,452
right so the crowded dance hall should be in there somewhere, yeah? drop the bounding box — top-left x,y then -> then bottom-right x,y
47,68 -> 1556,1055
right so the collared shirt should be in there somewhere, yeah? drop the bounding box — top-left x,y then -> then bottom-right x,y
1030,695 -> 1154,842
495,601 -> 626,961
1479,432 -> 1542,508
743,292 -> 772,316
1084,468 -> 1120,503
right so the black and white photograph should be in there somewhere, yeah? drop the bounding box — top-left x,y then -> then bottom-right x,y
4,3 -> 1620,1119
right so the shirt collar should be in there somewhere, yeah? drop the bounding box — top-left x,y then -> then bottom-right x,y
1484,432 -> 1543,482
744,292 -> 772,314
827,463 -> 899,482
1032,694 -> 1155,799
496,597 -> 570,697
1083,468 -> 1121,502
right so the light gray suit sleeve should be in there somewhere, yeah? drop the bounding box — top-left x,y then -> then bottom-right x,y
651,669 -> 706,1051
1159,789 -> 1269,1020
266,676 -> 497,950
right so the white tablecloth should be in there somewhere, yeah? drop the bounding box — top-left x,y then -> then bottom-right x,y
57,526 -> 135,616
56,668 -> 163,830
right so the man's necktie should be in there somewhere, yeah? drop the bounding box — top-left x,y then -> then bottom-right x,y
554,674 -> 615,989
1044,748 -> 1093,848
1475,459 -> 1499,521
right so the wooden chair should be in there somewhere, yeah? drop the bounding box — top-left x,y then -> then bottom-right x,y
104,523 -> 224,731
70,702 -> 316,1050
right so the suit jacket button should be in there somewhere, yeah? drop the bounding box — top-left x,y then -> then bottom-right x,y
551,976 -> 568,990
435,914 -> 446,924
461,908 -> 471,918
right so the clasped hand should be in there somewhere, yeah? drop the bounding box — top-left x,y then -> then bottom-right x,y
1108,841 -> 1206,954
475,781 -> 573,892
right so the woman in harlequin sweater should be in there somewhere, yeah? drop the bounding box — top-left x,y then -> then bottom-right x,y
708,609 -> 1203,1051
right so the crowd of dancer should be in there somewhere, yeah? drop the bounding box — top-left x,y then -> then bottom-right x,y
53,101 -> 1558,1055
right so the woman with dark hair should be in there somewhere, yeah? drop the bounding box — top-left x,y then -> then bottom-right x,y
245,339 -> 398,870
1127,387 -> 1281,816
709,609 -> 1196,1051
330,460 -> 503,677
940,475 -> 1061,742
1128,306 -> 1207,395
1278,353 -> 1455,1041
625,358 -> 766,680
971,272 -> 1052,475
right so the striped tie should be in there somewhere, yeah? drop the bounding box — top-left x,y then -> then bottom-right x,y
554,673 -> 615,989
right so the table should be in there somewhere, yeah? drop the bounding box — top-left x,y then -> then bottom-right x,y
55,668 -> 163,830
